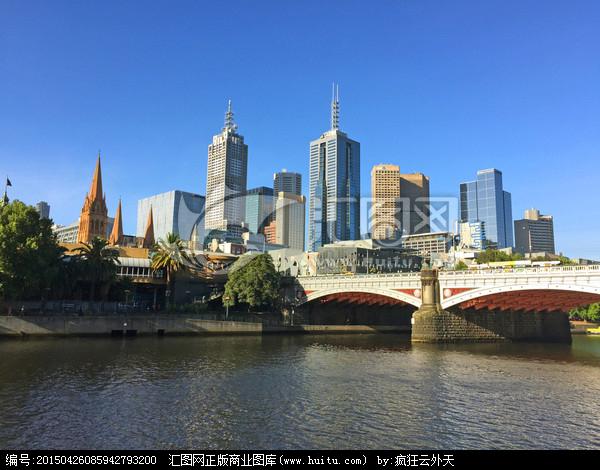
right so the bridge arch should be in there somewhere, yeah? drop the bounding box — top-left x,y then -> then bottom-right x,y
300,286 -> 422,308
442,283 -> 600,311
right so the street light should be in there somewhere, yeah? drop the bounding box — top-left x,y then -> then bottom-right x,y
223,295 -> 231,320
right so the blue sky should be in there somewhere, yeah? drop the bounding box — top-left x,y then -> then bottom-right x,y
1,0 -> 599,258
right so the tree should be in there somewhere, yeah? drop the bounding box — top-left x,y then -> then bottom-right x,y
0,200 -> 64,305
476,249 -> 524,264
570,303 -> 600,322
455,260 -> 468,271
150,233 -> 191,308
74,237 -> 120,301
223,253 -> 281,311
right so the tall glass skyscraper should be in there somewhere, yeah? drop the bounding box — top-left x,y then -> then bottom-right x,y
308,85 -> 360,251
205,101 -> 248,236
244,186 -> 274,234
459,168 -> 513,249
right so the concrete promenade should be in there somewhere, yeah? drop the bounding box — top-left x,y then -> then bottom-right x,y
0,315 -> 409,338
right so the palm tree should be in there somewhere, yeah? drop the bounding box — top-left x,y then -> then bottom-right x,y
150,233 -> 191,309
75,237 -> 120,301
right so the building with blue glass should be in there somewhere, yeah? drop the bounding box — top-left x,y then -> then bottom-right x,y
244,186 -> 274,235
459,169 -> 513,249
308,85 -> 360,251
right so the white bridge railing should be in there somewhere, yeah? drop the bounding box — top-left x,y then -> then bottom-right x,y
298,265 -> 600,280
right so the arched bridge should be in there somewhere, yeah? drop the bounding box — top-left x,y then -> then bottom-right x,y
295,265 -> 600,312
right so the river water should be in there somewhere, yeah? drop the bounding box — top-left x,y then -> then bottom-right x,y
1,334 -> 599,450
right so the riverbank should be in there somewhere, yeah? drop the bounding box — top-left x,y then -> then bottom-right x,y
0,314 -> 409,338
570,320 -> 600,335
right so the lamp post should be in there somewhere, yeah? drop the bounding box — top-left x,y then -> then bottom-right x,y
223,295 -> 231,320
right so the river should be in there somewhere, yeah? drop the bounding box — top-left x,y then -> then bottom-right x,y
1,334 -> 599,449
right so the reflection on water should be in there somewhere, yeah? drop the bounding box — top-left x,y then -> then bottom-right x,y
1,334 -> 599,449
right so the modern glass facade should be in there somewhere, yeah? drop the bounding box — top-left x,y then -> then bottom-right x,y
308,89 -> 360,252
459,168 -> 513,248
244,186 -> 274,234
137,190 -> 205,248
308,131 -> 360,251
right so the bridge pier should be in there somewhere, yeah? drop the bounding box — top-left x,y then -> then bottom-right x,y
411,266 -> 571,343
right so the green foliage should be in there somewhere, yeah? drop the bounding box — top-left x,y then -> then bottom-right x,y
74,237 -> 120,301
455,260 -> 468,271
0,200 -> 64,300
151,233 -> 191,306
569,303 -> 600,322
476,249 -> 524,264
223,253 -> 281,311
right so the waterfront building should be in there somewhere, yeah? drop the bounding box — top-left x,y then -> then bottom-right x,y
308,85 -> 360,251
274,169 -> 302,196
36,201 -> 50,219
514,208 -> 555,254
401,231 -> 453,255
77,154 -> 109,243
275,192 -> 306,251
204,101 -> 248,236
137,190 -> 205,249
316,239 -> 422,274
458,221 -> 486,250
400,172 -> 430,235
459,168 -> 513,248
244,186 -> 274,235
371,164 -> 401,240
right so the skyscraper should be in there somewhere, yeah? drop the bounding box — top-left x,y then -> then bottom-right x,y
274,169 -> 302,196
371,164 -> 401,240
36,201 -> 50,219
400,172 -> 430,235
308,85 -> 360,251
77,153 -> 109,243
275,192 -> 305,251
460,168 -> 513,249
514,208 -> 555,254
244,186 -> 274,235
205,101 -> 248,236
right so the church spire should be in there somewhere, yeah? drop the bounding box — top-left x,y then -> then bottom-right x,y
108,198 -> 123,246
330,83 -> 340,131
89,152 -> 104,202
141,206 -> 155,249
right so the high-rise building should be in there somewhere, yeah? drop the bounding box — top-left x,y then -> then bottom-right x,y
36,201 -> 50,219
459,168 -> 513,249
274,169 -> 302,196
244,186 -> 274,235
400,172 -> 430,235
514,208 -> 555,254
370,165 -> 430,239
308,85 -> 360,251
137,190 -> 205,249
371,164 -> 401,240
459,221 -> 486,250
205,101 -> 248,236
275,192 -> 305,251
77,153 -> 109,243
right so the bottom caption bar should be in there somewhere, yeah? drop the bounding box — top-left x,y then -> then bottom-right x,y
2,450 -> 597,468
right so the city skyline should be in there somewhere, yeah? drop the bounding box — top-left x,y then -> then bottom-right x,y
2,1 -> 600,258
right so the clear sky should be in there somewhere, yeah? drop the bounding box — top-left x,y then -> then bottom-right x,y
1,0 -> 599,258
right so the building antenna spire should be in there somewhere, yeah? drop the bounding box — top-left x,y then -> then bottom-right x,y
331,82 -> 340,131
224,99 -> 237,132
